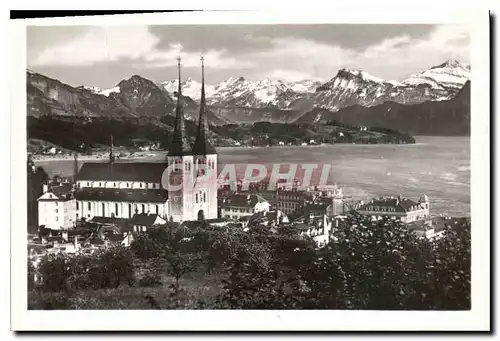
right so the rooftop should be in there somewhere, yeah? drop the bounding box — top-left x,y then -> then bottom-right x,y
130,213 -> 165,226
221,193 -> 268,208
75,187 -> 168,203
358,196 -> 425,213
76,162 -> 167,183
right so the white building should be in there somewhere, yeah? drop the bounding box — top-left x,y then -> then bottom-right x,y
74,58 -> 218,223
220,193 -> 270,220
37,184 -> 77,230
293,214 -> 332,248
355,195 -> 430,223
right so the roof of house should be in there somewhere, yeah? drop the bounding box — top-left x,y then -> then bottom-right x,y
221,193 -> 268,208
75,162 -> 167,183
248,210 -> 289,226
431,216 -> 470,233
358,197 -> 423,213
74,188 -> 168,203
38,185 -> 75,201
130,213 -> 165,226
90,216 -> 130,225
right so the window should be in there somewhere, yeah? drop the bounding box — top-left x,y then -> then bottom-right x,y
128,204 -> 132,218
196,193 -> 199,203
87,182 -> 90,186
140,183 -> 143,188
126,183 -> 130,188
115,203 -> 119,216
102,203 -> 106,216
55,209 -> 58,213
99,182 -> 101,187
142,204 -> 145,213
114,183 -> 117,187
203,192 -> 206,202
155,205 -> 159,215
76,202 -> 79,210
55,217 -> 59,221
76,213 -> 79,218
88,202 -> 91,210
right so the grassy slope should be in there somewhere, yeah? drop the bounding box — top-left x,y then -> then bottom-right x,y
28,268 -> 225,310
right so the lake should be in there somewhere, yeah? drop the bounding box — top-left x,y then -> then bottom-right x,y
35,136 -> 470,217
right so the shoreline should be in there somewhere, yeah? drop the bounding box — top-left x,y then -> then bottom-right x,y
32,142 -> 422,162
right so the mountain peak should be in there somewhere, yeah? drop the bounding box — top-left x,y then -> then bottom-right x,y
335,68 -> 386,84
430,59 -> 467,70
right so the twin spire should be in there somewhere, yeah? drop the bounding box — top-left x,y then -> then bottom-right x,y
168,55 -> 216,157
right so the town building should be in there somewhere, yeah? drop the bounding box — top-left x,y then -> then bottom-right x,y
292,214 -> 332,248
276,189 -> 312,217
355,195 -> 430,223
130,213 -> 167,232
37,184 -> 77,230
245,209 -> 290,228
74,57 -> 218,223
220,193 -> 270,220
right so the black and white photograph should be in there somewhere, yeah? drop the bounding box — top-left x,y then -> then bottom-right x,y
9,9 -> 490,331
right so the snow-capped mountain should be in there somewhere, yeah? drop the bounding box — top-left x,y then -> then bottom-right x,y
401,59 -> 470,91
306,68 -> 408,111
158,59 -> 470,112
205,77 -> 303,108
160,76 -> 315,109
304,60 -> 470,111
160,77 -> 215,100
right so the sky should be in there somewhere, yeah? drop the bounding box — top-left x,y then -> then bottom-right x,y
27,24 -> 470,89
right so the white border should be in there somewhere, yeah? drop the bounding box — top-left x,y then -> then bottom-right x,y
9,9 -> 490,331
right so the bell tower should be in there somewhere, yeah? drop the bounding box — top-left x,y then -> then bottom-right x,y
166,56 -> 194,222
191,55 -> 218,220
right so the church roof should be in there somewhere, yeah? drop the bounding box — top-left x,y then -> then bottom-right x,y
75,162 -> 166,183
74,188 -> 168,203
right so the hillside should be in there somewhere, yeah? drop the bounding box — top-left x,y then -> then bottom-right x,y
296,81 -> 470,136
27,71 -> 228,126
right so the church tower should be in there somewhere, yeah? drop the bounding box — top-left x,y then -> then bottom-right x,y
191,55 -> 218,220
166,57 -> 195,222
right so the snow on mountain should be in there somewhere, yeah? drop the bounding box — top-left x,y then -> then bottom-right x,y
78,85 -> 103,94
307,68 -> 411,111
206,77 -> 302,109
306,61 -> 470,112
160,77 -> 215,100
78,84 -> 121,97
99,86 -> 121,97
288,79 -> 322,93
401,59 -> 470,91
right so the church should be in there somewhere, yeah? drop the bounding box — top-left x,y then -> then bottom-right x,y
74,57 -> 218,223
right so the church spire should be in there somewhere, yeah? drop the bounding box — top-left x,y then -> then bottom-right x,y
192,55 -> 216,155
168,56 -> 192,157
